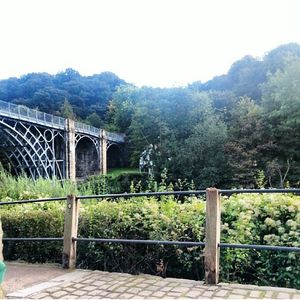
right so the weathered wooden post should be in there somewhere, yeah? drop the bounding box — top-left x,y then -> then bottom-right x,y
62,194 -> 80,269
204,187 -> 221,284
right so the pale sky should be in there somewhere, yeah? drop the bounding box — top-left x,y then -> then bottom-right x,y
0,0 -> 299,87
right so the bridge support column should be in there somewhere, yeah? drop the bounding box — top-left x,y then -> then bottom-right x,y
66,119 -> 76,181
100,129 -> 107,175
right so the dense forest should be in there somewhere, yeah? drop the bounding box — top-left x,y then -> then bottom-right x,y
0,43 -> 299,188
0,69 -> 125,127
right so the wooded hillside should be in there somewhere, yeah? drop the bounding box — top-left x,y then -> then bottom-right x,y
0,43 -> 299,188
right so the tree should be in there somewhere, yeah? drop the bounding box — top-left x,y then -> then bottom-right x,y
32,87 -> 69,114
190,43 -> 300,103
260,58 -> 300,186
0,69 -> 126,122
225,97 -> 264,188
108,85 -> 138,133
263,43 -> 300,74
60,99 -> 75,119
179,112 -> 228,188
86,112 -> 104,128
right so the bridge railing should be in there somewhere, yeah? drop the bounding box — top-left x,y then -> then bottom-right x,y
106,132 -> 126,143
0,100 -> 65,129
75,122 -> 125,143
1,188 -> 300,284
0,100 -> 125,142
75,122 -> 99,136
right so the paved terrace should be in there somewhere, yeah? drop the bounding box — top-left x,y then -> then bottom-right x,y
4,262 -> 300,299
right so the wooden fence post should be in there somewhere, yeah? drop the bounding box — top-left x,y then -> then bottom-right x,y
62,194 -> 79,269
204,187 -> 221,284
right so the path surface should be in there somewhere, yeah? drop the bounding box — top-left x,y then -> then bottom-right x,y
4,262 -> 300,299
3,262 -> 70,294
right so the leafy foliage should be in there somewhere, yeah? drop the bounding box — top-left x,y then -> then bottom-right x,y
109,87 -> 230,187
105,44 -> 300,188
260,58 -> 300,186
200,43 -> 300,101
81,172 -> 149,195
221,193 -> 300,287
225,97 -> 264,187
0,68 -> 125,123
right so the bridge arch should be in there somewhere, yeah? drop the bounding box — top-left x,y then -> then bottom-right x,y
0,120 -> 45,178
107,142 -> 123,170
75,135 -> 99,178
53,133 -> 65,179
0,117 -> 65,179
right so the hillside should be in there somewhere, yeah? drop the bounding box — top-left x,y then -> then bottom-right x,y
0,43 -> 299,188
0,69 -> 126,127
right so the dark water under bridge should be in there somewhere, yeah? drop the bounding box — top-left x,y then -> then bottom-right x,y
0,100 -> 125,180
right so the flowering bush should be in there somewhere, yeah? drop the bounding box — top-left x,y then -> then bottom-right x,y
221,193 -> 300,288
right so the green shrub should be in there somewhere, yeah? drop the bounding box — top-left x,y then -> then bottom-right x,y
76,196 -> 206,279
2,196 -> 206,279
80,172 -> 149,194
221,193 -> 300,288
1,202 -> 64,262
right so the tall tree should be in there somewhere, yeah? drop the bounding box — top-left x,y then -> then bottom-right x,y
260,58 -> 300,186
225,97 -> 264,187
60,99 -> 75,119
86,112 -> 104,128
179,109 -> 228,188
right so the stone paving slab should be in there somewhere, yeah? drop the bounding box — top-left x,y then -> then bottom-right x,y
7,269 -> 300,299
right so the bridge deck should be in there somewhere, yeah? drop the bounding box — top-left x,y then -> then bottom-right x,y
0,100 -> 124,143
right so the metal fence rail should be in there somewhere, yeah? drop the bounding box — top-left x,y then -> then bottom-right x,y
3,238 -> 299,252
220,188 -> 300,195
1,188 -> 298,205
219,243 -> 300,252
3,237 -> 63,242
77,190 -> 206,200
0,196 -> 67,206
74,238 -> 205,247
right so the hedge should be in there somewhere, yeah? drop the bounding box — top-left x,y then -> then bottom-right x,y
1,194 -> 300,288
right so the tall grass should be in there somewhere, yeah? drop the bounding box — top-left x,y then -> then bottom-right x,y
0,166 -> 88,201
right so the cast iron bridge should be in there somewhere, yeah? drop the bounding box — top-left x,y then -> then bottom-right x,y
0,100 -> 125,180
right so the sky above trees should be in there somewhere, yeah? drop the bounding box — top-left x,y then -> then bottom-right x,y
0,0 -> 299,87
